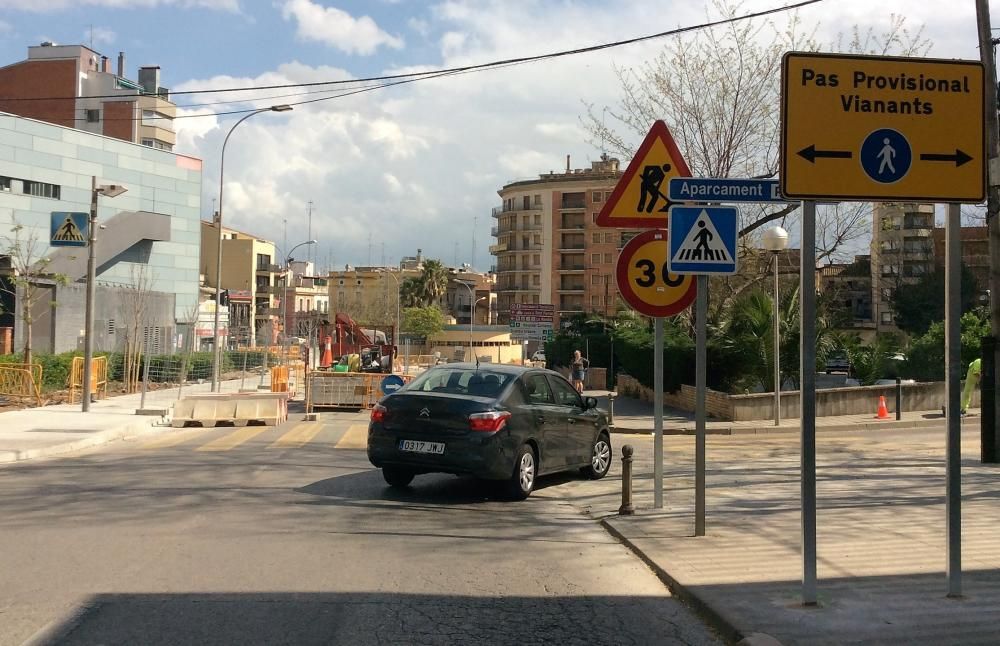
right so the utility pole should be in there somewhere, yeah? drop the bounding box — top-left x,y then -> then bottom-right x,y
976,0 -> 1000,462
307,201 -> 313,265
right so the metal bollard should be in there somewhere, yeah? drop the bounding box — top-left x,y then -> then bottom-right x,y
607,391 -> 616,425
619,444 -> 635,515
896,377 -> 902,421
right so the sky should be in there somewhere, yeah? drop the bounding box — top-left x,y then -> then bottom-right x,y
0,0 -> 990,271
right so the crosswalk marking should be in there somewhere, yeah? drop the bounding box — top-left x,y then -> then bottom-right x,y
140,428 -> 208,449
334,423 -> 369,450
269,421 -> 323,449
196,426 -> 272,452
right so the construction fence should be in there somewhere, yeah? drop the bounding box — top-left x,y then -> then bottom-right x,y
306,371 -> 415,412
0,362 -> 43,406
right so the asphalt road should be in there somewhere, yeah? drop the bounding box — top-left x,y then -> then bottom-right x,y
0,410 -> 720,646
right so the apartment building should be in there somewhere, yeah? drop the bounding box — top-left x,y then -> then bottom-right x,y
492,155 -> 625,325
870,203 -> 935,332
282,261 -> 330,338
0,42 -> 176,151
818,256 -> 874,334
199,222 -> 281,347
931,225 -> 990,290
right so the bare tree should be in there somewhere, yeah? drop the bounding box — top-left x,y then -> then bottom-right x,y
120,264 -> 154,393
0,221 -> 67,367
582,1 -> 931,254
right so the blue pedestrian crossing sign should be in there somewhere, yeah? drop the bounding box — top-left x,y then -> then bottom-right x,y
667,206 -> 739,275
50,212 -> 88,247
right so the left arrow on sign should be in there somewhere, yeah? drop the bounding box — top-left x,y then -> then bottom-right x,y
797,145 -> 852,163
919,150 -> 973,167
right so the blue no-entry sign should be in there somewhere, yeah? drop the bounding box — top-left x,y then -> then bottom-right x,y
380,374 -> 405,395
667,206 -> 739,275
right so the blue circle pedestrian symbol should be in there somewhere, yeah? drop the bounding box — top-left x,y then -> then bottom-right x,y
860,128 -> 911,184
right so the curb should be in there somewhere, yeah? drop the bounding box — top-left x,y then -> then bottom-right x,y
22,600 -> 99,646
0,416 -> 163,465
599,517 -> 747,645
611,416 -> 976,436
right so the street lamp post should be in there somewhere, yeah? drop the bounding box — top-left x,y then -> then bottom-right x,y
211,104 -> 293,392
282,240 -> 317,357
762,226 -> 789,426
379,269 -> 402,349
82,177 -> 127,412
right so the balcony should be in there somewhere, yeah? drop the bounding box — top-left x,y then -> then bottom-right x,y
559,243 -> 585,251
561,264 -> 586,272
256,264 -> 281,273
489,243 -> 508,254
255,284 -> 273,294
558,285 -> 585,293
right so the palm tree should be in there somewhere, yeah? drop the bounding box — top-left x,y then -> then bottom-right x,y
399,277 -> 423,308
417,259 -> 449,306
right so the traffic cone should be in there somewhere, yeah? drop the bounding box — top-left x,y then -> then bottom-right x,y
875,395 -> 890,420
320,335 -> 333,369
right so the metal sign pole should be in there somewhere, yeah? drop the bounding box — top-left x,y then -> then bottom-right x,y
946,202 -> 963,597
654,316 -> 664,509
800,200 -> 818,605
695,275 -> 707,536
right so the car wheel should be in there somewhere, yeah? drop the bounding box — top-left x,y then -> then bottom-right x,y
506,444 -> 536,500
382,467 -> 415,488
582,432 -> 612,480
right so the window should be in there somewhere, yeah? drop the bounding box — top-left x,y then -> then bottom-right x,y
523,196 -> 531,210
592,233 -> 601,243
603,253 -> 612,263
532,275 -> 540,285
593,191 -> 603,203
533,254 -> 540,266
256,254 -> 271,271
591,295 -> 601,306
533,214 -> 541,225
533,194 -> 542,206
0,176 -> 10,192
881,264 -> 898,276
22,180 -> 60,199
591,253 -> 600,264
591,274 -> 602,284
141,138 -> 154,147
522,374 -> 554,404
604,232 -> 615,243
881,312 -> 894,324
550,376 -> 582,407
338,279 -> 345,286
86,109 -> 100,123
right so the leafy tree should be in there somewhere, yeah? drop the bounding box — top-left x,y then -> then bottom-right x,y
399,276 -> 423,308
890,264 -> 979,336
903,309 -> 990,382
0,222 -> 68,367
843,333 -> 901,385
401,306 -> 445,341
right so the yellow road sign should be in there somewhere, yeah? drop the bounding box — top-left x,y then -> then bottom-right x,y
597,120 -> 692,228
616,229 -> 696,317
781,52 -> 985,203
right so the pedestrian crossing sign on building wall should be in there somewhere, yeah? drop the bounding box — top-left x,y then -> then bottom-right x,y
667,205 -> 739,275
50,212 -> 89,247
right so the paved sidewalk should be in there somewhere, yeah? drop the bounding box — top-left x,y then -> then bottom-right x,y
0,379 -> 249,464
556,423 -> 1000,645
586,390 -> 977,435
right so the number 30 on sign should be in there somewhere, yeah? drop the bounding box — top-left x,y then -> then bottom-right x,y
616,229 -> 696,317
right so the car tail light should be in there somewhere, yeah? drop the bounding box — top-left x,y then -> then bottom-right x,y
371,403 -> 387,423
468,410 -> 511,432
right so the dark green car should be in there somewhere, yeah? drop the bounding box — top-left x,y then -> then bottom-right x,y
367,363 -> 612,499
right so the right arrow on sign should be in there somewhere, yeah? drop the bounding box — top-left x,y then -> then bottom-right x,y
797,145 -> 852,163
920,149 -> 974,167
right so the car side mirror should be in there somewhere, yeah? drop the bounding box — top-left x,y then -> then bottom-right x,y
584,396 -> 598,410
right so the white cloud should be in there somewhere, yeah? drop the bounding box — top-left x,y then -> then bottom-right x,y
173,0 -> 982,271
407,17 -> 430,37
280,0 -> 403,55
84,26 -> 116,45
5,0 -> 239,10
0,20 -> 12,34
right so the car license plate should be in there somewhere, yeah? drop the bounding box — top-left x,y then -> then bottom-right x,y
399,439 -> 445,454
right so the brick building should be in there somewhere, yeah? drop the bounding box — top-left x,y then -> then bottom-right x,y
0,42 -> 176,151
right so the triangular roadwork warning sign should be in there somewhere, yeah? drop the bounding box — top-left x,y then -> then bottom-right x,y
671,210 -> 733,264
596,120 -> 692,228
53,216 -> 85,242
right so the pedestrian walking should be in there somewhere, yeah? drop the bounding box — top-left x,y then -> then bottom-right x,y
570,349 -> 589,393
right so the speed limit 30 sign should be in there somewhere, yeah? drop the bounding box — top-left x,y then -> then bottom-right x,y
616,229 -> 696,317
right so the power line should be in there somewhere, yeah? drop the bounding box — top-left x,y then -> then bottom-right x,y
2,0 -> 825,111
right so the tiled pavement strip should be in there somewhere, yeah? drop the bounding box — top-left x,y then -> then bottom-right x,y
560,393 -> 1000,645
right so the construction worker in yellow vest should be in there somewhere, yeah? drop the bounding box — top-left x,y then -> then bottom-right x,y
961,358 -> 982,415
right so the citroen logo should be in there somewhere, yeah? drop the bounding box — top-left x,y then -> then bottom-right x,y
419,407 -> 431,418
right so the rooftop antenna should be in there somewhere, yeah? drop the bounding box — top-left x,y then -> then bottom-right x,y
89,25 -> 94,50
368,232 -> 373,266
471,216 -> 476,272
306,200 -> 313,264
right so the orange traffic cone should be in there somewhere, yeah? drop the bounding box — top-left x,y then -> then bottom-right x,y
875,395 -> 890,420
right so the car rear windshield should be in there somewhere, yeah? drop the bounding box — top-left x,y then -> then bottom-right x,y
406,368 -> 513,397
